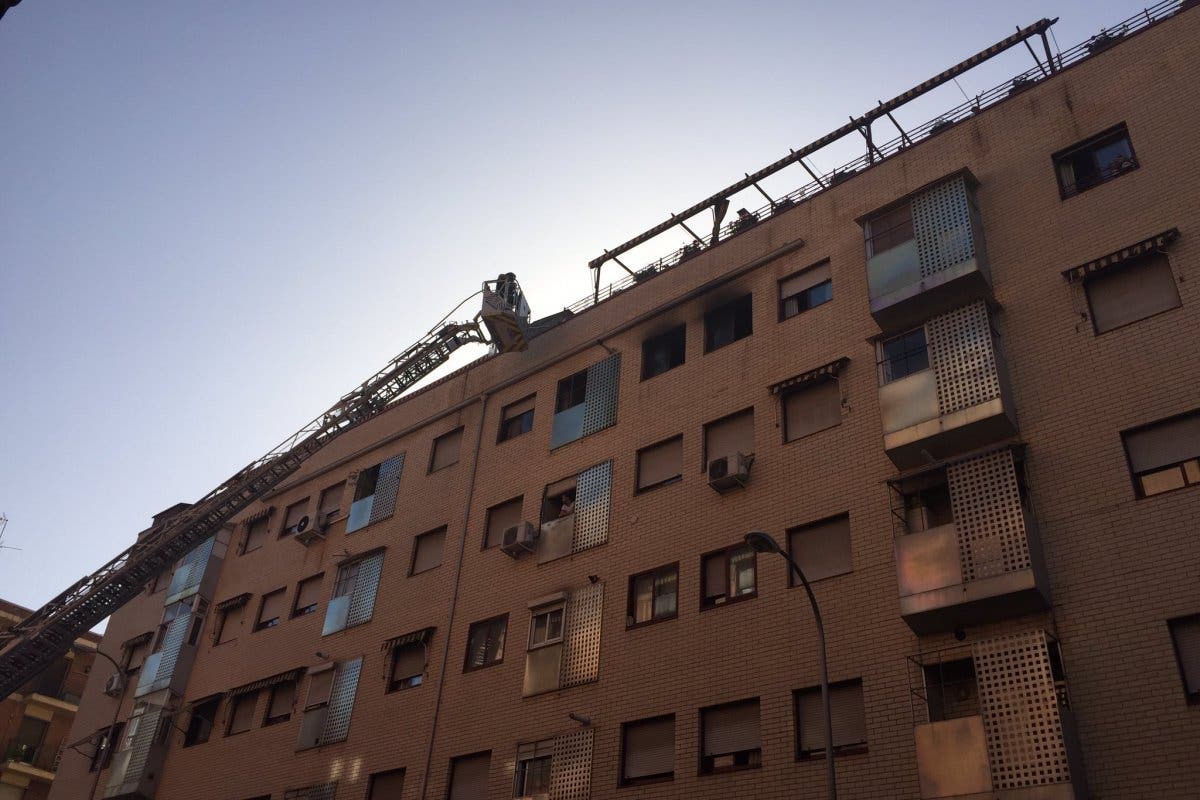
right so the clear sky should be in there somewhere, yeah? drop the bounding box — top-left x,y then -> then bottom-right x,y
0,0 -> 1141,618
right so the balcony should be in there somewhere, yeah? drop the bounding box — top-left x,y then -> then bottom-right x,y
909,632 -> 1087,799
891,448 -> 1049,634
877,301 -> 1016,469
864,171 -> 991,332
2,742 -> 57,783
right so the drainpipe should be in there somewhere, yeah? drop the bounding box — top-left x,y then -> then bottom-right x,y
418,392 -> 490,800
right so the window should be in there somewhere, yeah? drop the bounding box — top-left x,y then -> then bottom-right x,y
636,436 -> 683,492
124,635 -> 151,670
255,588 -> 286,631
280,498 -> 309,538
1085,252 -> 1180,333
779,261 -> 832,320
787,514 -> 852,583
878,328 -> 929,384
292,574 -> 323,618
901,470 -> 955,532
621,715 -> 674,785
923,658 -> 979,721
347,454 -> 404,534
148,568 -> 170,594
703,409 -> 754,471
1053,124 -> 1137,198
700,699 -> 761,774
704,294 -> 753,352
540,476 -> 577,525
318,482 -> 342,522
323,550 -> 385,635
448,752 -> 491,800
864,202 -> 914,256
367,769 -> 406,800
783,379 -> 841,441
410,527 -> 446,575
794,679 -> 868,757
388,641 -> 426,692
514,739 -> 553,798
498,395 -> 536,443
295,665 -> 335,750
627,564 -> 678,627
1168,615 -> 1200,704
242,516 -> 270,555
89,722 -> 123,771
265,681 -> 296,725
555,369 -> 587,412
429,428 -> 464,473
214,602 -> 244,645
702,545 -> 756,609
484,497 -> 523,549
227,692 -> 257,735
528,604 -> 564,650
641,325 -> 686,379
1122,410 -> 1200,497
464,615 -> 507,671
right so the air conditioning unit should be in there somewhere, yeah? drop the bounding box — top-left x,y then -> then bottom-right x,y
500,522 -> 538,558
707,452 -> 752,493
292,513 -> 327,546
102,672 -> 124,697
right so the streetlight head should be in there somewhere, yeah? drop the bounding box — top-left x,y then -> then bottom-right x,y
744,530 -> 782,555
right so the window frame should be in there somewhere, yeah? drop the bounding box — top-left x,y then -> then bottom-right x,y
497,394 -> 536,444
781,378 -> 842,443
182,700 -> 216,748
513,739 -> 555,798
793,678 -> 869,759
1121,408 -> 1200,500
1052,123 -> 1138,199
428,427 -> 464,474
786,513 -> 853,585
463,614 -> 508,673
213,605 -> 241,646
698,698 -> 762,775
483,496 -> 524,550
640,324 -> 687,380
527,604 -> 565,651
279,497 -> 310,539
254,588 -> 286,632
864,202 -> 915,257
877,327 -> 930,385
367,769 -> 406,800
555,369 -> 588,413
701,407 -> 755,473
700,545 -> 757,610
291,573 -> 324,618
778,260 -> 833,321
1082,251 -> 1181,336
619,714 -> 676,786
703,294 -> 754,353
635,435 -> 684,494
263,681 -> 296,726
409,527 -> 447,576
240,516 -> 270,556
225,692 -> 257,737
1168,614 -> 1200,705
387,641 -> 427,693
626,563 -> 679,629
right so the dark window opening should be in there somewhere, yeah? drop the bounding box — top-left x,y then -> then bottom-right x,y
498,395 -> 535,443
354,464 -> 381,502
555,369 -> 588,412
865,203 -> 914,256
463,615 -> 507,672
879,328 -> 929,384
704,294 -> 753,352
1054,124 -> 1137,198
641,325 -> 686,379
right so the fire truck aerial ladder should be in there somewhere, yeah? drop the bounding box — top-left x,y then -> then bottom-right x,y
0,274 -> 532,700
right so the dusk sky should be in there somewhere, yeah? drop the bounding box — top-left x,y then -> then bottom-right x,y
1,1 -> 1141,620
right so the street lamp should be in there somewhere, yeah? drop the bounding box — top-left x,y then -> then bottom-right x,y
744,530 -> 836,800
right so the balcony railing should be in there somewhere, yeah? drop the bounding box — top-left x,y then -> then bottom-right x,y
909,632 -> 1086,799
877,301 -> 1016,468
891,448 -> 1050,634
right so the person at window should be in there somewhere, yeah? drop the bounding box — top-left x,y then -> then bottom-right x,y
558,490 -> 576,517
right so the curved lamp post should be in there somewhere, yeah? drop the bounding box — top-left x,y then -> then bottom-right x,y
744,530 -> 836,800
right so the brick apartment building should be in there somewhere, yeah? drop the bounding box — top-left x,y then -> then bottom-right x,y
46,3 -> 1200,799
1,600 -> 99,800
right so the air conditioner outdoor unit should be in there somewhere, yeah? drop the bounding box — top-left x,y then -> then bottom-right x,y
102,672 -> 124,697
500,522 -> 538,558
292,513 -> 327,546
707,452 -> 752,493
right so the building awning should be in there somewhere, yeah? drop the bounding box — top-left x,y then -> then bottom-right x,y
122,631 -> 153,650
768,358 -> 849,395
241,506 -> 275,525
214,593 -> 251,613
227,668 -> 304,698
337,545 -> 386,567
1062,228 -> 1180,282
381,627 -> 435,654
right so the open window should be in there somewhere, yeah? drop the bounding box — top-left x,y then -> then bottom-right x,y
641,325 -> 686,379
498,395 -> 535,443
464,615 -> 507,672
704,294 -> 753,352
183,698 -> 218,747
1169,614 -> 1200,704
265,680 -> 296,726
323,550 -> 385,635
347,454 -> 404,534
779,260 -> 832,320
1053,123 -> 1137,198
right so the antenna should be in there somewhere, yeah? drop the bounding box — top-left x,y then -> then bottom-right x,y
0,515 -> 18,552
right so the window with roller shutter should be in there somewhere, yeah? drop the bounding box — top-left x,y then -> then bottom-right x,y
447,751 -> 491,800
241,515 -> 270,555
794,679 -> 868,758
410,527 -> 445,575
264,680 -> 296,726
292,573 -> 323,618
1168,615 -> 1200,704
787,514 -> 852,583
498,395 -> 536,443
620,715 -> 675,785
255,588 -> 285,631
429,428 -> 464,473
226,692 -> 257,736
636,436 -> 682,492
1121,409 -> 1200,498
318,483 -> 342,522
782,379 -> 842,442
280,498 -> 310,538
1084,252 -> 1180,334
779,260 -> 832,320
484,496 -> 523,549
701,545 -> 756,609
367,769 -> 405,799
464,615 -> 507,672
700,699 -> 761,774
703,409 -> 754,471
388,642 -> 426,692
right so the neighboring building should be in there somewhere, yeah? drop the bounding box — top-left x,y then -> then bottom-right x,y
50,4 -> 1200,799
0,600 -> 99,800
